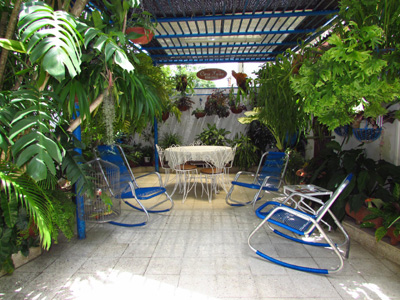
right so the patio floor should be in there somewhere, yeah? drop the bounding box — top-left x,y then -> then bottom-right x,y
1,173 -> 400,300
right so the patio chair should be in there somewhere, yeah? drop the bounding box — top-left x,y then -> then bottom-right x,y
167,145 -> 198,203
96,145 -> 174,225
223,144 -> 237,184
248,174 -> 353,274
199,155 -> 228,202
225,151 -> 289,207
155,144 -> 174,187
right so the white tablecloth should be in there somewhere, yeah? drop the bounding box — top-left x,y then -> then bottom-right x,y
165,146 -> 233,169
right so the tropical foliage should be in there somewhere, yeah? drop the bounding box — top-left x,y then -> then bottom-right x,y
239,52 -> 308,151
0,0 -> 163,273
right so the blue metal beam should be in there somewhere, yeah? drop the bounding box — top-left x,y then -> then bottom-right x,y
156,28 -> 315,39
151,51 -> 282,58
145,41 -> 297,51
155,10 -> 339,23
153,57 -> 275,64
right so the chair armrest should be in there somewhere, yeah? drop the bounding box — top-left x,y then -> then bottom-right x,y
232,171 -> 256,182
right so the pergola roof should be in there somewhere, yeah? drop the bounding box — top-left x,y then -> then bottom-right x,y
141,0 -> 339,65
90,0 -> 340,65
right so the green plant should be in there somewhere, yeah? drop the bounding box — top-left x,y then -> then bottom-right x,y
192,108 -> 206,118
159,133 -> 182,149
290,22 -> 400,130
196,124 -> 231,146
240,51 -> 308,151
247,120 -> 276,156
284,150 -> 306,185
174,95 -> 195,110
141,145 -> 154,160
204,89 -> 230,118
363,183 -> 400,242
300,141 -> 400,221
231,133 -> 259,170
127,10 -> 158,32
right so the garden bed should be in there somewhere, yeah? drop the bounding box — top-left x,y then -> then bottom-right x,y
343,217 -> 400,265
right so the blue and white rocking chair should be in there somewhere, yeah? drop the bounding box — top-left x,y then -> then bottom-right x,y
225,151 -> 289,207
96,144 -> 174,227
248,174 -> 353,274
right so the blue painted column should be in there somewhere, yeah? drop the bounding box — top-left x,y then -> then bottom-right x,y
73,103 -> 86,239
154,117 -> 159,172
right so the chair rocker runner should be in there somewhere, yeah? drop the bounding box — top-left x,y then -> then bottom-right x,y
96,145 -> 174,226
226,151 -> 289,207
248,174 -> 353,274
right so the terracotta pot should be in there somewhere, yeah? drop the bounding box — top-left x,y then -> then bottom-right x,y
345,202 -> 383,228
162,112 -> 170,121
126,27 -> 154,44
178,105 -> 189,111
230,107 -> 243,114
194,112 -> 206,119
386,227 -> 400,246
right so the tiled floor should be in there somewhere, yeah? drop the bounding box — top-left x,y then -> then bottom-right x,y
1,173 -> 400,300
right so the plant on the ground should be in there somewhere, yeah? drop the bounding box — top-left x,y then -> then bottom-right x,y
159,133 -> 182,149
196,124 -> 231,146
240,51 -> 308,151
231,133 -> 259,170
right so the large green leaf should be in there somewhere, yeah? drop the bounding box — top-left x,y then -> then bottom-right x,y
18,1 -> 83,81
0,162 -> 53,250
0,38 -> 26,53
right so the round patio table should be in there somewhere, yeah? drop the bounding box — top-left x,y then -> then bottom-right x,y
164,145 -> 233,168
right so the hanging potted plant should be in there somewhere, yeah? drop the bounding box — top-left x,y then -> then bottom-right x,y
174,94 -> 194,111
126,11 -> 157,45
192,108 -> 206,119
204,89 -> 230,118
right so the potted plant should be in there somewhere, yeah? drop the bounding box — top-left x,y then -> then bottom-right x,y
174,95 -> 194,111
196,123 -> 231,146
238,51 -> 308,152
159,132 -> 182,148
230,133 -> 259,170
204,89 -> 230,118
192,108 -> 206,119
141,145 -> 154,165
126,10 -> 158,45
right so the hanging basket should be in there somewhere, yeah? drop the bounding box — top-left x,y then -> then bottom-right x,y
126,27 -> 154,44
334,125 -> 350,137
352,127 -> 382,142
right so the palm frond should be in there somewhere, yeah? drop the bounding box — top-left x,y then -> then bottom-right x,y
0,162 -> 53,250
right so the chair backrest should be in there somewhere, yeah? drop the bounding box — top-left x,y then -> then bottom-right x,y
314,174 -> 353,223
155,144 -> 167,168
254,151 -> 289,188
226,144 -> 237,168
96,144 -> 138,191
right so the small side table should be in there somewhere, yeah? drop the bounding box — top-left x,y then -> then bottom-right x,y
283,184 -> 333,230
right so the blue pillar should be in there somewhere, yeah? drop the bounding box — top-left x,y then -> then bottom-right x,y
73,104 -> 86,239
154,117 -> 159,172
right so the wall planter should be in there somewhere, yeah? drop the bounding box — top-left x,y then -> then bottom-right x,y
230,106 -> 243,114
194,112 -> 206,119
162,112 -> 170,121
353,127 -> 382,142
126,27 -> 154,44
334,125 -> 350,137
